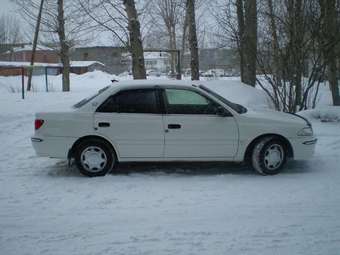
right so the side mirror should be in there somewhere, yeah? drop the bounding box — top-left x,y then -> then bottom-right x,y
216,106 -> 232,117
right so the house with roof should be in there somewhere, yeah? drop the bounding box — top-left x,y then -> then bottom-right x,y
0,44 -> 60,63
0,61 -> 105,76
71,46 -> 130,75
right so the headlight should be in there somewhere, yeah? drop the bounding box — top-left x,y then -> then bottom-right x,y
297,127 -> 313,136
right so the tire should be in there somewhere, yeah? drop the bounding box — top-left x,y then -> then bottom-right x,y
251,136 -> 287,175
74,138 -> 115,177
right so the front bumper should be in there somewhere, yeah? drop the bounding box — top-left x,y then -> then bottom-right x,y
289,137 -> 317,160
31,135 -> 77,159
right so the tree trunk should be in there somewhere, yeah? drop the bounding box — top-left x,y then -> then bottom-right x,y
27,0 -> 44,91
292,0 -> 303,111
236,0 -> 257,87
169,26 -> 177,75
267,0 -> 282,110
236,0 -> 245,81
186,0 -> 199,80
57,0 -> 70,92
320,0 -> 340,105
180,11 -> 188,72
243,0 -> 257,86
267,0 -> 281,86
123,0 -> 146,80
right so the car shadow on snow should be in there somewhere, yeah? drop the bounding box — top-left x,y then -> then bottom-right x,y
47,161 -> 81,177
283,160 -> 315,174
114,162 -> 255,176
47,159 -> 314,177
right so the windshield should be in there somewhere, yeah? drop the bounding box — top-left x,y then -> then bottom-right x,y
199,85 -> 247,114
73,86 -> 110,108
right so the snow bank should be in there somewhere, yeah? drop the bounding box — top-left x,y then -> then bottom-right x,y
1,72 -> 340,255
0,72 -> 272,109
202,80 -> 272,110
299,106 -> 340,122
0,71 -> 118,93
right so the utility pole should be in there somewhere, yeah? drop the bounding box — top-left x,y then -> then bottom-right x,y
27,0 -> 45,91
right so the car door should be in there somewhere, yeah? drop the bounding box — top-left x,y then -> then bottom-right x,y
162,88 -> 238,159
94,88 -> 164,159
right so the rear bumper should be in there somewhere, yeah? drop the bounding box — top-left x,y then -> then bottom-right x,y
31,136 -> 77,159
289,137 -> 317,160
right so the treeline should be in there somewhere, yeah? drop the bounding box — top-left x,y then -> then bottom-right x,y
4,0 -> 340,111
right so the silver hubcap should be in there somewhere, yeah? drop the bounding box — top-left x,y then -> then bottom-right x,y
80,146 -> 107,173
264,144 -> 284,170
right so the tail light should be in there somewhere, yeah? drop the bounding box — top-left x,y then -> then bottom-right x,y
35,119 -> 44,130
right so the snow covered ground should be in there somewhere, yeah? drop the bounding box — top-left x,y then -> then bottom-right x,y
1,72 -> 340,255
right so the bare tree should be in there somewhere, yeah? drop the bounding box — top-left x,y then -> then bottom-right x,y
77,0 -> 129,47
186,0 -> 199,80
17,0 -> 95,91
254,0 -> 329,112
152,0 -> 184,74
27,0 -> 44,91
78,0 -> 147,79
267,0 -> 281,88
236,0 -> 257,86
319,0 -> 340,105
0,14 -> 22,45
57,0 -> 70,91
123,0 -> 146,79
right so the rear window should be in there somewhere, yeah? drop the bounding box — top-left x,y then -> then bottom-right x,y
96,89 -> 159,114
73,86 -> 110,108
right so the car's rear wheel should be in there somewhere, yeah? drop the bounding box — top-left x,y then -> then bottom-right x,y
75,139 -> 115,177
251,137 -> 287,175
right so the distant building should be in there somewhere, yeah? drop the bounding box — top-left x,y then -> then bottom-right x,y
0,44 -> 107,76
0,44 -> 59,63
183,48 -> 240,74
0,61 -> 105,76
144,52 -> 170,73
0,43 -> 31,54
71,46 -> 130,75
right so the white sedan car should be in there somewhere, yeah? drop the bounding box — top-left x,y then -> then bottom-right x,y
31,80 -> 317,177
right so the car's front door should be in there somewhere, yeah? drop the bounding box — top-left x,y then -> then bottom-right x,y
162,88 -> 238,159
94,88 -> 164,159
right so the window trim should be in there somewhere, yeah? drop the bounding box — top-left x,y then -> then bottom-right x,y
96,88 -> 162,114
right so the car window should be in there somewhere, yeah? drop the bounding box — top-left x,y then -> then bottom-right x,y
164,89 -> 218,115
199,85 -> 248,114
73,86 -> 110,108
97,89 -> 159,114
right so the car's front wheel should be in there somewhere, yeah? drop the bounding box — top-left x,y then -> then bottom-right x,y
74,139 -> 115,177
251,137 -> 287,175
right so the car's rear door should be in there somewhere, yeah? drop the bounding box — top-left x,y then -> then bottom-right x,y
94,88 -> 164,159
162,88 -> 238,159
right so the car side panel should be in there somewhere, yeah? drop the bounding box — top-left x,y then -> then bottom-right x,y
32,112 -> 95,158
234,114 -> 314,161
94,112 -> 165,158
163,114 -> 239,159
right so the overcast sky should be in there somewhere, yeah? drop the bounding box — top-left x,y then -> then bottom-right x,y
0,0 -> 18,15
0,0 -> 217,48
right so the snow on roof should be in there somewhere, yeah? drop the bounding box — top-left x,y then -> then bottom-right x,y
9,44 -> 55,53
112,79 -> 194,88
0,61 -> 105,68
70,61 -> 105,67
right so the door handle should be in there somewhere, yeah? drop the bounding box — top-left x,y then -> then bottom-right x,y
168,124 -> 181,129
98,122 -> 110,127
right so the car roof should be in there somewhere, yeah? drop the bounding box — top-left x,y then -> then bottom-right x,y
109,79 -> 201,90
